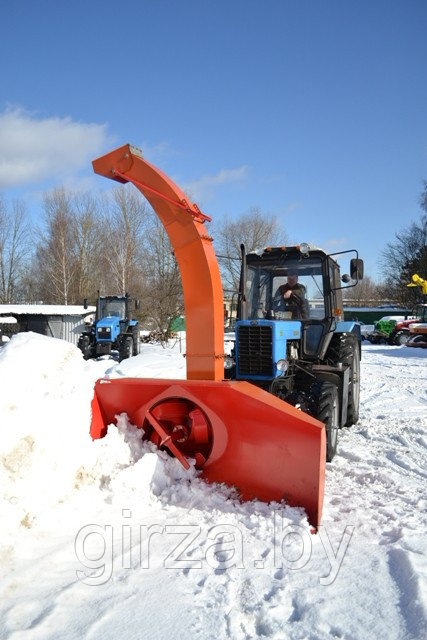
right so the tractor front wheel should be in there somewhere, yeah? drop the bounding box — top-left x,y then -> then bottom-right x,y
309,381 -> 339,462
78,335 -> 93,360
119,336 -> 133,361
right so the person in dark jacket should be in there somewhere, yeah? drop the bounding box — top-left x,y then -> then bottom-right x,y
273,272 -> 309,319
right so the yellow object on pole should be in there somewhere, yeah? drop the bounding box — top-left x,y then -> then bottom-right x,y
407,274 -> 427,295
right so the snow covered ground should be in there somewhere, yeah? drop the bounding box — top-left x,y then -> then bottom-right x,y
0,332 -> 426,640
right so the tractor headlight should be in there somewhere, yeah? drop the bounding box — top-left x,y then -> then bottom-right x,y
224,356 -> 235,369
276,358 -> 289,372
299,242 -> 310,255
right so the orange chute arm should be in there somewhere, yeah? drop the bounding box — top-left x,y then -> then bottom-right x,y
92,144 -> 224,381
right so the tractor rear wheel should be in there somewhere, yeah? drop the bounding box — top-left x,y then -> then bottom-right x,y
309,381 -> 339,462
119,336 -> 133,361
132,328 -> 140,356
390,330 -> 410,346
327,333 -> 360,426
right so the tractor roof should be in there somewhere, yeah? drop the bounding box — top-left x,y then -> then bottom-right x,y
247,244 -> 325,259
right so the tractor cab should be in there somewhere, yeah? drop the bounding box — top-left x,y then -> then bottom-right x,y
230,244 -> 363,384
414,303 -> 427,323
97,296 -> 128,320
245,248 -> 330,322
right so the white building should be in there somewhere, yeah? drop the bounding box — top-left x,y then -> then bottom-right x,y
0,305 -> 96,346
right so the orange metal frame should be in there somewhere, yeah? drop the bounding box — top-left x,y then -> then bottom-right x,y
93,144 -> 224,381
91,144 -> 326,527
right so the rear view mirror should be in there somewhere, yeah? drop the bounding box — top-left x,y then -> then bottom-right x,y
135,299 -> 140,310
83,298 -> 88,309
350,258 -> 364,280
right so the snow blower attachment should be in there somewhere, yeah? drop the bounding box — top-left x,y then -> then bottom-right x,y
90,144 -> 326,527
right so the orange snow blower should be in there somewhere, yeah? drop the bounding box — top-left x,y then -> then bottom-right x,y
90,144 -> 325,527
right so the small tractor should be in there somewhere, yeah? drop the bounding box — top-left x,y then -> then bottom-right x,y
224,244 -> 363,462
78,293 -> 140,361
404,275 -> 427,348
374,273 -> 427,346
365,316 -> 402,345
86,144 -> 364,527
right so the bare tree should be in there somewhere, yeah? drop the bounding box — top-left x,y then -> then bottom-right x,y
213,207 -> 286,290
36,188 -> 76,304
100,186 -> 147,295
0,197 -> 30,303
71,192 -> 103,303
420,180 -> 427,213
343,275 -> 385,305
140,214 -> 183,335
381,209 -> 427,305
19,255 -> 41,303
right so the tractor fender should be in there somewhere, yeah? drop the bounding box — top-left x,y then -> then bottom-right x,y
334,321 -> 362,356
334,321 -> 362,339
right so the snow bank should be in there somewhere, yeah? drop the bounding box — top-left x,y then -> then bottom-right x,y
0,333 -> 100,536
0,335 -> 189,540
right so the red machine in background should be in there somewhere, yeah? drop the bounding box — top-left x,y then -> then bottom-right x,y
406,275 -> 427,348
90,144 -> 325,526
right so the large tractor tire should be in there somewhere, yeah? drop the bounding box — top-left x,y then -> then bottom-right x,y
119,336 -> 133,362
132,327 -> 140,356
327,333 -> 360,426
389,329 -> 410,346
78,334 -> 93,360
309,380 -> 339,462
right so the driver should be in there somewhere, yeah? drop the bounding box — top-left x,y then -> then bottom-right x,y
273,271 -> 309,319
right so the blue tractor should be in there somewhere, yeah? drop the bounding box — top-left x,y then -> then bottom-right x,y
225,244 -> 364,462
78,294 -> 140,361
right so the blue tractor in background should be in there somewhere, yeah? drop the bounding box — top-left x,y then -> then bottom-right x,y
78,293 -> 140,361
224,244 -> 364,462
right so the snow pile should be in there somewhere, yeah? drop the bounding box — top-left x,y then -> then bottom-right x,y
0,333 -> 100,535
0,333 -> 426,640
0,334 -> 187,539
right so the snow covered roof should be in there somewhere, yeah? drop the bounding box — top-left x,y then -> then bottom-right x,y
0,316 -> 17,323
0,304 -> 96,316
343,306 -> 410,312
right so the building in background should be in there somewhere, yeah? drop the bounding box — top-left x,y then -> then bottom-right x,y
0,305 -> 96,346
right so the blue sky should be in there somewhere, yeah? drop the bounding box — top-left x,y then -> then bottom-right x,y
1,0 -> 426,279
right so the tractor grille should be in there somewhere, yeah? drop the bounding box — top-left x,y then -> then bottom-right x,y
97,328 -> 111,339
237,325 -> 274,376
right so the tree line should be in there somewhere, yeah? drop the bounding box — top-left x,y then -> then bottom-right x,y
0,187 -> 180,333
0,187 -> 283,333
0,181 -> 426,332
